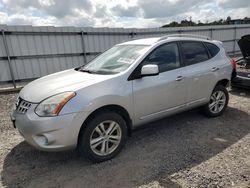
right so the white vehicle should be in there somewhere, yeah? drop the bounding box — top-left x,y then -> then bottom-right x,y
11,35 -> 233,162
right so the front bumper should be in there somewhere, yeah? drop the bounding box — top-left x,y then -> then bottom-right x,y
11,104 -> 88,151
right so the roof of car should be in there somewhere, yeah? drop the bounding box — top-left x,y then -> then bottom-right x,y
119,37 -> 160,45
118,36 -> 216,46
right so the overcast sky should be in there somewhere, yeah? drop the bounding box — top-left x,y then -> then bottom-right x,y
0,0 -> 249,28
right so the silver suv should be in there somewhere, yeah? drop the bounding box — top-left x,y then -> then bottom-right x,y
11,35 -> 233,162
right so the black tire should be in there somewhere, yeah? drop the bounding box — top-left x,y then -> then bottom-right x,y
202,85 -> 229,117
78,111 -> 127,162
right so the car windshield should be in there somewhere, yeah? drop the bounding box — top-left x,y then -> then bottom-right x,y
80,45 -> 150,75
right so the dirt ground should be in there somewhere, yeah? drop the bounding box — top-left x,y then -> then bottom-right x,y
0,88 -> 250,188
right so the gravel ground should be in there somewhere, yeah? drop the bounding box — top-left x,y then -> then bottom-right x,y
0,88 -> 250,188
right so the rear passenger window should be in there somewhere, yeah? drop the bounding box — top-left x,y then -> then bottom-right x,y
205,42 -> 220,57
181,42 -> 209,65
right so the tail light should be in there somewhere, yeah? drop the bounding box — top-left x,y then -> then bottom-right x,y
230,58 -> 237,70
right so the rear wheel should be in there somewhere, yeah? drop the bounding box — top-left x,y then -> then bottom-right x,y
78,111 -> 127,162
202,85 -> 229,117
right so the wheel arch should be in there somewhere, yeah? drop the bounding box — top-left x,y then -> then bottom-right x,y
215,79 -> 230,87
77,104 -> 133,146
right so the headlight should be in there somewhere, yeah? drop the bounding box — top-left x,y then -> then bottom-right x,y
35,91 -> 76,117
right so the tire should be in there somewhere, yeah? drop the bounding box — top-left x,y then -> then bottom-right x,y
78,111 -> 127,162
202,85 -> 229,117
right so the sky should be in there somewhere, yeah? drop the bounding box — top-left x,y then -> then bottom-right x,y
0,0 -> 250,28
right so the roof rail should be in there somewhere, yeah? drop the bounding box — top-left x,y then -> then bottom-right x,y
157,34 -> 211,42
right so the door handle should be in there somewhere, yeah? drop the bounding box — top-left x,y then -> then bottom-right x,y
211,67 -> 219,72
175,76 -> 184,81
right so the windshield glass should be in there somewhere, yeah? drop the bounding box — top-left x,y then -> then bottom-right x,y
82,45 -> 150,75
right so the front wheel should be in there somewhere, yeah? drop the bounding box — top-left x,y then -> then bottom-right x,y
78,111 -> 127,162
202,85 -> 229,117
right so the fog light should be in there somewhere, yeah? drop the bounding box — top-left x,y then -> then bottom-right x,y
36,135 -> 48,145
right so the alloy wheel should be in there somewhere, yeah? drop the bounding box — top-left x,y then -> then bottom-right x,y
90,120 -> 122,156
209,90 -> 226,114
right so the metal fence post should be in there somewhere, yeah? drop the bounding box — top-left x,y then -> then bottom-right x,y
130,32 -> 135,38
1,30 -> 16,88
233,27 -> 237,55
81,31 -> 87,65
210,28 -> 213,39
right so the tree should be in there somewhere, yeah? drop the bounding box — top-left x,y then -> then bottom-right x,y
161,16 -> 248,28
226,16 -> 231,22
169,21 -> 179,27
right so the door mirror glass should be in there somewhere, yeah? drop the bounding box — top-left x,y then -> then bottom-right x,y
141,64 -> 159,77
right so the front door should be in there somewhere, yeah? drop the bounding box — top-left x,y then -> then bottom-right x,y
132,42 -> 188,122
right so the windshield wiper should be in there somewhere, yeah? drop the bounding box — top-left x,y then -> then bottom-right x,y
78,68 -> 97,74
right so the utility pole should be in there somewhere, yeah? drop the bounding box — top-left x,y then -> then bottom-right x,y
189,16 -> 192,26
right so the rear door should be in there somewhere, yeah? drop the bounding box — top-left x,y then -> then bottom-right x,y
179,41 -> 219,105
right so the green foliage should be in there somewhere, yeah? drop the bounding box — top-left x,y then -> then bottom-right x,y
161,16 -> 250,27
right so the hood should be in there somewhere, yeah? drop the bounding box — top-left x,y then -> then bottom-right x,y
19,69 -> 113,103
238,35 -> 250,58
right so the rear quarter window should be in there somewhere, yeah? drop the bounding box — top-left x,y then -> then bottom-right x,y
205,42 -> 220,57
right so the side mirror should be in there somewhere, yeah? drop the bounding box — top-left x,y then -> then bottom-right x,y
141,64 -> 159,77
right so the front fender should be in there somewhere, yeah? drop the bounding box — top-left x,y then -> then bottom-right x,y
59,76 -> 134,120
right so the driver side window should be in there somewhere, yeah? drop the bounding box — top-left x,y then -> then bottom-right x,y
142,43 -> 181,73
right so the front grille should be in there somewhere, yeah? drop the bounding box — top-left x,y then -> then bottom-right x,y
15,98 -> 32,114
